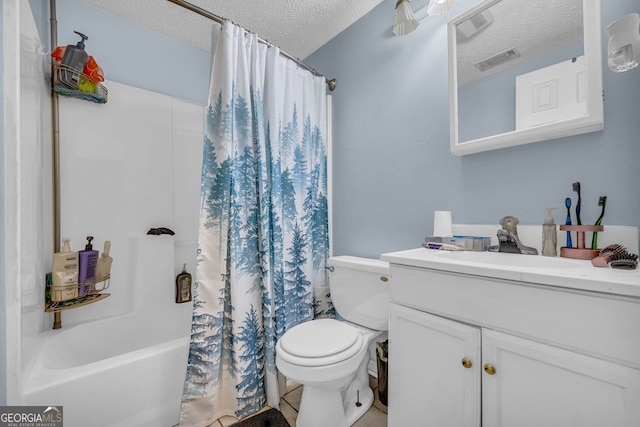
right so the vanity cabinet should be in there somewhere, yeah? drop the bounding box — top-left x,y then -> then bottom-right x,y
386,262 -> 640,427
389,304 -> 480,426
482,328 -> 640,427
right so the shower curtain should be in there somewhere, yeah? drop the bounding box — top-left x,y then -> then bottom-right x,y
180,21 -> 332,426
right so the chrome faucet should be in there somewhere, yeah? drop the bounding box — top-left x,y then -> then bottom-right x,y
489,216 -> 538,255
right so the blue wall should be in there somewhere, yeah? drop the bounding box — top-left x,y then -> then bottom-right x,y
29,0 -> 49,43
307,0 -> 640,258
55,0 -> 211,105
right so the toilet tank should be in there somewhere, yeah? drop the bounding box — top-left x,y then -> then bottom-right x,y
328,256 -> 391,331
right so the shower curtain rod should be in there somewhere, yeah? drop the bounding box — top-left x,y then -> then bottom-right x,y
166,0 -> 337,91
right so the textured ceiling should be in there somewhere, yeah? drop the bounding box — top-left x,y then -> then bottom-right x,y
456,0 -> 584,86
80,0 -> 385,59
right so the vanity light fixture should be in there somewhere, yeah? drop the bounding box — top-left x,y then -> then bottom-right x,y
606,13 -> 640,72
394,0 -> 459,36
393,0 -> 419,36
426,0 -> 458,16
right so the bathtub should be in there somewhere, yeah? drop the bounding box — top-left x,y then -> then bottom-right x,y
22,236 -> 194,427
22,313 -> 190,427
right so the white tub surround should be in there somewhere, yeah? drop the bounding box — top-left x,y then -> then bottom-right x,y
382,245 -> 640,427
22,319 -> 189,427
21,236 -> 193,427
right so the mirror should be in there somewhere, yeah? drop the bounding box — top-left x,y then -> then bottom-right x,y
448,0 -> 603,155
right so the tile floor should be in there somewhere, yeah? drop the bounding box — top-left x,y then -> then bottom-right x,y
212,376 -> 388,427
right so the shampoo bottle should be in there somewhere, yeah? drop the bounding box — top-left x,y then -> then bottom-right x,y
78,236 -> 99,288
175,264 -> 192,303
95,240 -> 113,280
51,238 -> 79,301
60,31 -> 89,89
542,208 -> 557,257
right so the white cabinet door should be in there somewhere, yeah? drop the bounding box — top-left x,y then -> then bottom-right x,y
388,303 -> 481,427
482,329 -> 640,427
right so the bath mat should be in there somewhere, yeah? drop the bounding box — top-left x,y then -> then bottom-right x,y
230,408 -> 290,427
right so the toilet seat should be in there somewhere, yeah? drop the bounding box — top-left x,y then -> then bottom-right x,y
278,319 -> 364,367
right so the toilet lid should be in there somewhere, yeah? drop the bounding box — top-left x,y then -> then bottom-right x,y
279,319 -> 360,358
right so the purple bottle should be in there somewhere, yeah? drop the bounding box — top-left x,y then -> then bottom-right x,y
78,236 -> 99,295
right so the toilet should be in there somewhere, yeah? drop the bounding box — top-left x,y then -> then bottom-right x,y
275,256 -> 390,427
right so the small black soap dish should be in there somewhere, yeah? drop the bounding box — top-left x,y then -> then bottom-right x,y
147,227 -> 175,236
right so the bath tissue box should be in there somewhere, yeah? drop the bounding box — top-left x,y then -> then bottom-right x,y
425,236 -> 492,251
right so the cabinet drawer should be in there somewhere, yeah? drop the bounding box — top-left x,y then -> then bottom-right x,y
390,265 -> 640,369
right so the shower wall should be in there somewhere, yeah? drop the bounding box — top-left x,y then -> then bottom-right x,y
1,2 -> 6,406
2,0 -> 54,403
20,79 -> 204,396
58,80 -> 204,324
4,0 -> 210,404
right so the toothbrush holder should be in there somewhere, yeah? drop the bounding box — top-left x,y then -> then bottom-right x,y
559,225 -> 604,259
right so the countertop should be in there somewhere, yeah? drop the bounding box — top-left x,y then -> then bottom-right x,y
381,247 -> 640,298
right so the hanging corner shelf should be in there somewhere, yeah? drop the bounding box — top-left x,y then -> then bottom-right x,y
45,273 -> 111,329
52,63 -> 108,104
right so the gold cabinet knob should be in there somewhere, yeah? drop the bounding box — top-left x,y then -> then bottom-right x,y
484,364 -> 496,375
461,358 -> 472,369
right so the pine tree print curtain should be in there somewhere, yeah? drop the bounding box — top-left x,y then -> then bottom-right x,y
180,21 -> 332,426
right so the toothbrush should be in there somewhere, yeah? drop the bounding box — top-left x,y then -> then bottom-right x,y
565,197 -> 573,248
591,196 -> 607,250
573,182 -> 582,225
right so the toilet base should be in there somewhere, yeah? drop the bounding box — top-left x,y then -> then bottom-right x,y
295,376 -> 373,427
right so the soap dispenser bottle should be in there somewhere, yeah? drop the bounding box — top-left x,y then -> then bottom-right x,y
78,236 -> 99,286
542,208 -> 557,257
60,31 -> 89,89
175,264 -> 192,303
51,238 -> 79,300
95,240 -> 113,281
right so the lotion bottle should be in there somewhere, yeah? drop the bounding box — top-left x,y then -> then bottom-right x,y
78,236 -> 99,286
175,264 -> 192,303
51,238 -> 79,300
542,208 -> 557,257
95,240 -> 113,280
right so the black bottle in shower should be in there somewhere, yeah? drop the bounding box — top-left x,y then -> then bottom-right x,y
60,31 -> 89,89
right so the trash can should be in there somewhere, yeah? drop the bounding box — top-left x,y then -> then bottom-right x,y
376,339 -> 388,406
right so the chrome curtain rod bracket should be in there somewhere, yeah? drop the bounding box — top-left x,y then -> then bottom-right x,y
166,0 -> 336,91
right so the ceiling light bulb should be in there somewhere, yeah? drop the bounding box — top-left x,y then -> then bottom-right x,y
394,0 -> 419,36
427,0 -> 458,16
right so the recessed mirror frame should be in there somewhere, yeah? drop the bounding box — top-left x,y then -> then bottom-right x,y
448,0 -> 603,156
